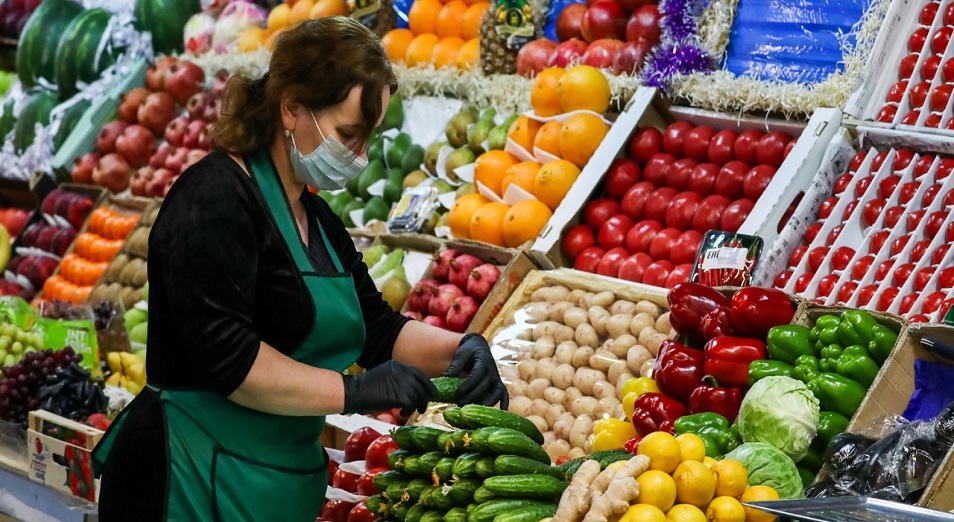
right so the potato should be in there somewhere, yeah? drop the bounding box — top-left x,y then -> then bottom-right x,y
528,378 -> 551,399
584,291 -> 615,309
516,329 -> 533,341
553,413 -> 576,440
554,341 -> 578,365
566,289 -> 587,306
531,337 -> 556,359
544,386 -> 566,406
507,379 -> 528,397
551,364 -> 576,389
646,333 -> 668,356
542,431 -> 556,447
532,285 -> 570,304
655,312 -> 672,335
609,334 -> 637,358
523,302 -> 551,323
627,345 -> 653,374
546,439 -> 572,460
569,414 -> 594,448
630,313 -> 656,337
563,387 -> 583,410
545,404 -> 566,427
535,358 -> 558,380
595,397 -> 622,419
577,292 -> 595,308
607,360 -> 628,384
588,307 -> 610,336
635,300 -> 662,318
588,348 -> 618,372
509,396 -> 532,417
570,396 -> 599,417
547,301 -> 574,323
639,326 -> 660,350
563,307 -> 588,329
591,379 -> 616,400
571,346 -> 595,368
641,359 -> 655,378
575,323 -> 598,348
530,399 -> 550,418
517,359 -> 537,381
568,447 -> 587,460
532,322 -> 574,344
499,363 -> 519,382
572,368 -> 605,395
584,434 -> 594,453
610,300 -> 638,315
606,314 -> 633,339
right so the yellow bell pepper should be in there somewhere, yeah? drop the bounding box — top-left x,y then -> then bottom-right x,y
620,377 -> 660,398
623,392 -> 638,421
591,418 -> 637,451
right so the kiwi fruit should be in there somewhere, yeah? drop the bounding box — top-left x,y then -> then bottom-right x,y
107,254 -> 129,282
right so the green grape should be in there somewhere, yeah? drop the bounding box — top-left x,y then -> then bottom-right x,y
2,354 -> 12,366
0,348 -> 7,361
14,331 -> 25,344
10,342 -> 22,355
33,335 -> 43,350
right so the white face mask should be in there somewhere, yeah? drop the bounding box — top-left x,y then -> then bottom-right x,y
287,112 -> 368,190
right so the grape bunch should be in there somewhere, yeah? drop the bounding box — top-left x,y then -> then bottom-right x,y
0,348 -> 83,428
0,323 -> 46,368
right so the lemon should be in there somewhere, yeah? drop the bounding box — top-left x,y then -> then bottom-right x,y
739,485 -> 780,522
711,459 -> 748,498
675,433 -> 707,462
638,432 -> 682,473
703,457 -> 718,469
636,470 -> 678,512
666,504 -> 706,522
672,460 -> 716,508
705,496 -> 746,522
620,504 -> 667,522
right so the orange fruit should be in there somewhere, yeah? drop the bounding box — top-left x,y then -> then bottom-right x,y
534,159 -> 581,210
470,202 -> 510,246
436,0 -> 468,38
502,200 -> 552,247
507,115 -> 542,153
408,0 -> 442,35
285,0 -> 298,4
289,0 -> 314,23
406,33 -> 441,66
382,29 -> 415,63
310,0 -> 348,17
268,4 -> 291,31
432,37 -> 465,68
533,120 -> 563,157
474,150 -> 518,196
500,161 -> 540,196
238,27 -> 268,52
560,113 -> 609,168
531,67 -> 565,116
557,65 -> 611,113
461,2 -> 489,40
448,193 -> 490,239
457,38 -> 480,70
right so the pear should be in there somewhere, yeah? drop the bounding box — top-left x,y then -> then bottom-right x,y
362,245 -> 389,268
129,323 -> 148,345
424,142 -> 446,175
371,249 -> 404,278
480,107 -> 497,122
124,308 -> 148,330
445,109 -> 479,148
487,125 -> 508,151
467,119 -> 493,154
455,182 -> 476,197
404,169 -> 429,189
436,212 -> 450,229
381,266 -> 411,312
445,147 -> 477,182
420,211 -> 440,234
431,179 -> 453,195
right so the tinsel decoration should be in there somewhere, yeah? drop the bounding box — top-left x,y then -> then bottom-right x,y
643,0 -> 714,92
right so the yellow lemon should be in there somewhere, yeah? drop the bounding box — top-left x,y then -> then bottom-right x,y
620,504 -> 667,522
711,459 -> 749,499
676,433 -> 707,463
638,432 -> 682,474
703,457 -> 718,469
705,496 -> 746,522
636,470 -> 678,512
666,504 -> 707,522
672,460 -> 716,508
739,485 -> 780,522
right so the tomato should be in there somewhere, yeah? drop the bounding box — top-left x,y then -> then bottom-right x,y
365,435 -> 399,469
877,105 -> 898,123
598,214 -> 635,249
345,427 -> 382,463
620,181 -> 657,220
923,291 -> 948,314
837,281 -> 858,304
597,247 -> 630,277
946,220 -> 954,242
682,126 -> 716,162
850,151 -> 868,171
875,258 -> 894,281
756,131 -> 791,168
332,468 -> 360,493
945,188 -> 954,207
878,287 -> 900,311
911,81 -> 932,107
347,503 -> 379,522
778,193 -> 802,233
933,243 -> 951,265
856,284 -> 877,306
563,224 -> 596,261
648,227 -> 681,260
574,246 -> 606,272
854,175 -> 874,198
604,159 -> 642,198
914,154 -> 936,178
931,84 -> 954,112
830,246 -> 855,271
628,127 -> 663,163
664,263 -> 692,288
946,2 -> 954,25
842,200 -> 859,222
833,173 -> 853,195
827,225 -> 844,247
642,260 -> 675,287
808,246 -> 829,272
618,252 -> 653,282
817,196 -> 839,219
925,211 -> 947,237
693,194 -> 731,233
911,239 -> 932,263
926,111 -> 943,128
893,262 -> 915,287
899,54 -> 919,79
670,230 -> 703,265
714,160 -> 750,199
900,293 -> 918,314
584,198 -> 622,229
733,129 -> 763,165
662,121 -> 694,156
794,272 -> 814,293
665,191 -> 702,230
922,183 -> 942,206
898,181 -> 921,204
328,458 -> 339,483
878,174 -> 902,199
886,81 -> 908,103
688,163 -> 720,195
817,274 -> 839,298
910,27 -> 929,53
644,153 -> 676,185
915,266 -> 937,291
805,222 -> 823,244
923,54 -> 943,80
784,139 -> 797,159
890,235 -> 910,256
666,158 -> 697,191
883,206 -> 905,229
921,1 -> 940,25
933,27 -> 953,54
902,110 -> 922,126
720,199 -> 754,232
643,187 -> 679,222
357,467 -> 388,496
742,165 -> 776,200
789,244 -> 808,267
861,198 -> 887,228
626,219 -> 664,253
907,210 -> 926,231
707,129 -> 738,165
938,266 -> 954,290
939,158 -> 954,179
773,270 -> 793,289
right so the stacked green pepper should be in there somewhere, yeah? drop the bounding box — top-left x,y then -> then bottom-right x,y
673,413 -> 741,457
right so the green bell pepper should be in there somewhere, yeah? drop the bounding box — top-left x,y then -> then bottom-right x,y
799,445 -> 824,473
812,411 -> 850,452
806,373 -> 867,418
812,315 -> 842,348
868,324 -> 898,364
797,466 -> 817,489
673,412 -> 741,457
766,325 -> 816,364
818,344 -> 844,373
748,360 -> 796,386
833,345 -> 879,387
793,355 -> 821,384
837,310 -> 880,347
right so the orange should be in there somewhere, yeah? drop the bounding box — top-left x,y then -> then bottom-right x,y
436,0 -> 468,38
560,113 -> 608,168
461,2 -> 489,40
382,29 -> 415,63
289,0 -> 314,23
474,150 -> 518,196
408,0 -> 442,35
469,202 -> 510,246
557,65 -> 611,113
310,0 -> 348,18
448,193 -> 490,239
534,159 -> 580,210
531,67 -> 565,116
533,120 -> 563,157
507,115 -> 542,153
457,38 -> 480,70
267,4 -> 291,31
500,161 -> 540,196
502,200 -> 552,247
432,37 -> 465,69
405,33 -> 440,66
238,27 -> 268,52
285,0 -> 298,4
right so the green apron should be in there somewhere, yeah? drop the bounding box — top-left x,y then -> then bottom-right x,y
94,150 -> 366,521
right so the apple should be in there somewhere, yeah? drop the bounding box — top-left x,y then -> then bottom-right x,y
556,3 -> 587,41
548,38 -> 588,67
517,39 -> 558,77
92,153 -> 132,193
138,91 -> 178,135
582,1 -> 627,42
163,60 -> 206,104
115,124 -> 158,168
625,4 -> 660,44
582,38 -> 623,69
613,38 -> 652,75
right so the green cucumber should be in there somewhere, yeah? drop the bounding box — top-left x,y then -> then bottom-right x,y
374,470 -> 407,492
492,504 -> 557,522
474,428 -> 549,464
468,499 -> 537,522
460,405 -> 544,444
404,455 -> 425,476
466,504 -> 478,514
412,427 -> 446,452
472,486 -> 498,504
407,479 -> 432,501
438,432 -> 455,453
447,430 -> 476,455
476,458 -> 496,478
394,427 -> 418,450
389,449 -> 411,471
430,486 -> 457,510
385,482 -> 409,503
449,479 -> 481,505
435,458 -> 456,482
483,475 -> 567,499
493,455 -> 564,480
419,452 -> 444,475
392,502 -> 410,521
468,427 -> 507,453
406,504 -> 429,522
442,407 -> 472,429
422,511 -> 448,522
431,377 -> 464,403
366,495 -> 389,517
420,486 -> 438,507
452,452 -> 483,479
445,507 -> 469,522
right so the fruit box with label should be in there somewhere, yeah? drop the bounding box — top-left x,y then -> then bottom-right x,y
27,409 -> 104,503
529,86 -> 840,282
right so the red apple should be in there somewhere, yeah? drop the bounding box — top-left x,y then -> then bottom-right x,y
625,4 -> 660,44
581,0 -> 626,42
548,38 -> 588,67
556,3 -> 587,41
582,38 -> 623,69
517,39 -> 558,77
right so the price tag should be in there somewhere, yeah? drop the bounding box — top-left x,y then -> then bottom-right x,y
701,247 -> 749,271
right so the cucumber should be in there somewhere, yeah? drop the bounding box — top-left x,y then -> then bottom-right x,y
404,455 -> 425,476
468,427 -> 507,453
449,479 -> 481,505
393,502 -> 410,521
394,426 -> 418,450
472,486 -> 498,504
475,428 -> 550,464
420,486 -> 438,507
483,475 -> 567,499
468,499 -> 535,522
412,427 -> 446,452
419,452 -> 444,474
407,479 -> 432,501
555,449 -> 633,480
445,507 -> 469,522
407,504 -> 429,522
385,482 -> 409,503
374,470 -> 407,492
438,432 -> 455,453
460,404 -> 544,444
476,458 -> 496,478
430,486 -> 457,510
422,511 -> 448,522
432,377 -> 464,403
492,504 -> 557,522
453,452 -> 483,479
366,495 -> 389,517
447,430 -> 476,455
466,504 -> 478,514
494,455 -> 564,480
389,450 -> 412,471
435,458 -> 456,482
443,407 -> 472,429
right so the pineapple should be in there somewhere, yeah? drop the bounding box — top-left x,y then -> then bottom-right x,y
371,0 -> 398,38
479,6 -> 516,75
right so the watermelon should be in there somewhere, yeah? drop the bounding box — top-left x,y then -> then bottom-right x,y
0,99 -> 15,141
55,9 -> 126,100
16,0 -> 85,91
14,90 -> 59,153
134,0 -> 201,55
53,99 -> 92,150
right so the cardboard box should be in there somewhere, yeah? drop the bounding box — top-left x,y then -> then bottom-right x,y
27,410 -> 103,504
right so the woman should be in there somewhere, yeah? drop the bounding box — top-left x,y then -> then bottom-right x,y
92,17 -> 507,521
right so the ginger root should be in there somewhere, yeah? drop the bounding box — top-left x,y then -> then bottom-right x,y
553,460 -> 601,522
580,456 -> 651,522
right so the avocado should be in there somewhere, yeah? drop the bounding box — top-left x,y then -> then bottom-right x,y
341,198 -> 365,228
345,167 -> 362,196
401,144 -> 425,174
386,133 -> 412,171
357,159 -> 387,200
367,137 -> 386,163
380,96 -> 404,132
364,196 -> 391,223
329,191 -> 354,217
317,190 -> 334,204
383,169 -> 405,205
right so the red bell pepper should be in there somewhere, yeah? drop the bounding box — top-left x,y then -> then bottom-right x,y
624,436 -> 642,455
668,283 -> 732,346
631,393 -> 687,436
688,377 -> 745,423
703,336 -> 767,389
729,287 -> 795,339
652,339 -> 706,403
700,306 -> 737,341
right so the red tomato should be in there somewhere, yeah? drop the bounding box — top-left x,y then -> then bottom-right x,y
345,428 -> 382,463
907,210 -> 926,231
356,468 -> 388,496
648,227 -> 681,260
933,243 -> 951,265
914,154 -> 936,178
893,262 -> 915,287
666,158 -> 697,191
618,252 -> 653,282
921,183 -> 941,207
837,281 -> 859,304
877,105 -> 898,123
682,126 -> 716,162
621,181 -> 657,220
943,297 -> 954,316
742,165 -> 776,200
628,127 -> 663,164
861,198 -> 887,228
815,274 -> 838,298
670,230 -> 703,265
938,158 -> 954,179
938,266 -> 954,290
733,129 -> 763,165
665,191 -> 702,230
925,211 -> 947,237
883,206 -> 905,229
878,287 -> 900,311
756,131 -> 791,168
794,272 -> 814,293
597,214 -> 635,249
563,224 -> 596,261
720,199 -> 754,232
643,187 -> 680,222
347,503 -> 379,522
642,260 -> 674,287
869,230 -> 890,254
827,225 -> 844,247
894,150 -> 914,170
662,121 -> 694,156
643,153 -> 676,185
911,81 -> 932,107
911,239 -> 933,263
852,254 -> 874,281
574,246 -> 606,272
933,27 -> 953,54
878,174 -> 902,199
365,435 -> 399,470
818,197 -> 839,219
915,266 -> 937,291
875,259 -> 895,281
790,244 -> 808,267
909,313 -> 930,323
946,2 -> 954,25
332,468 -> 360,493
931,84 -> 953,112
707,129 -> 738,165
899,54 -> 919,80
784,139 -> 797,159
688,163 -> 720,195
857,284 -> 878,306
805,222 -> 823,244
921,1 -> 940,25
714,160 -> 750,199
830,246 -> 856,271
927,112 -> 944,128
891,235 -> 911,256
944,188 -> 954,206
596,247 -> 630,277
944,58 -> 954,83
900,293 -> 918,314
693,194 -> 731,233
584,198 -> 622,229
910,27 -> 929,53
808,246 -> 829,272
854,176 -> 873,198
604,159 -> 642,198
625,219 -> 664,253
833,173 -> 853,195
664,263 -> 692,288
899,181 -> 921,204
848,151 -> 867,172
773,270 -> 793,289
923,291 -> 948,314
902,110 -> 922,126
322,501 -> 356,522
923,53 -> 943,80
886,81 -> 908,103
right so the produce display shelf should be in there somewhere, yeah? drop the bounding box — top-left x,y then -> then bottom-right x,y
0,453 -> 96,522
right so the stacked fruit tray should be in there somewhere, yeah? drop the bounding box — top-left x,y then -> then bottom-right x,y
89,201 -> 159,309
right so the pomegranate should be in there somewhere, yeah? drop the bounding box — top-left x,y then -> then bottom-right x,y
429,284 -> 464,319
431,249 -> 461,282
165,147 -> 189,174
466,264 -> 501,303
446,296 -> 479,332
626,4 -> 661,44
408,278 -> 440,313
119,88 -> 151,124
184,149 -> 208,171
138,92 -> 178,135
131,167 -> 153,197
146,56 -> 177,91
92,153 -> 132,193
183,120 -> 210,149
147,168 -> 176,198
516,39 -> 558,78
448,254 -> 483,289
97,121 -> 130,155
186,92 -> 214,120
116,125 -> 158,168
203,97 -> 221,123
582,38 -> 623,69
212,69 -> 231,96
614,38 -> 652,75
164,116 -> 189,147
71,153 -> 99,184
422,315 -> 446,328
150,145 -> 173,169
548,38 -> 588,67
582,1 -> 627,42
163,60 -> 206,104
402,311 -> 423,321
556,3 -> 587,41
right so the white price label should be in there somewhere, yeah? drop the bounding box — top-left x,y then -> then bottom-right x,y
701,247 -> 749,271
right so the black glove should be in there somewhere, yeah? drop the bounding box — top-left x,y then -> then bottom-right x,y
342,361 -> 437,416
444,333 -> 509,409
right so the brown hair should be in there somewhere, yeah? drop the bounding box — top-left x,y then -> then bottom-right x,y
211,17 -> 398,155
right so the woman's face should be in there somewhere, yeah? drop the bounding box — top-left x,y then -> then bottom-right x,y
289,85 -> 390,161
